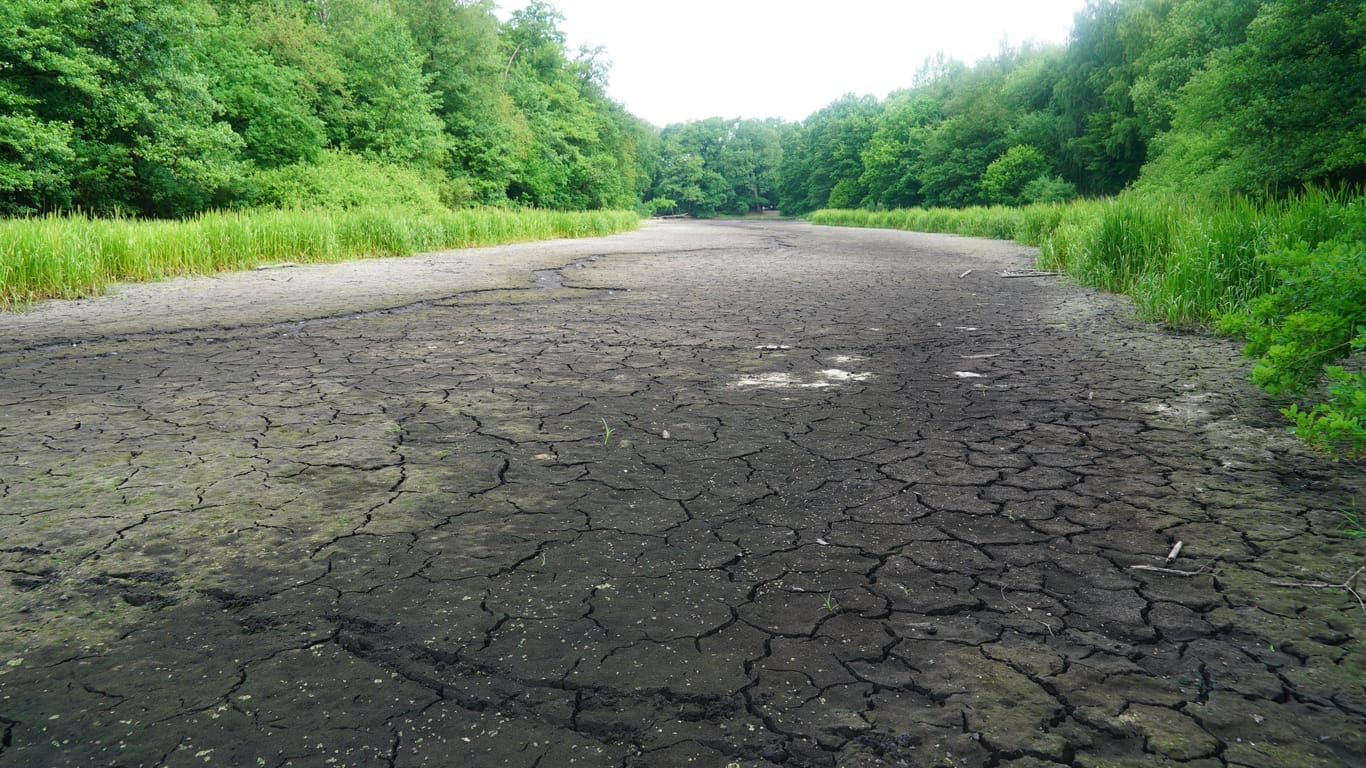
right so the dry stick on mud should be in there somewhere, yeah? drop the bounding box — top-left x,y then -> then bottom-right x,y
1130,551 -> 1224,577
1271,566 -> 1366,612
1165,540 -> 1184,563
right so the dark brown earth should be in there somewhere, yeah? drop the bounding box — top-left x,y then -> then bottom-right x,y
1,219 -> 1362,768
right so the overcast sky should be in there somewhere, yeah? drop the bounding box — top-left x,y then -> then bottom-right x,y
496,0 -> 1091,127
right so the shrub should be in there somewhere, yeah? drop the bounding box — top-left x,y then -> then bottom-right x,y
982,145 -> 1050,206
1219,203 -> 1365,455
1021,175 -> 1077,205
248,150 -> 449,212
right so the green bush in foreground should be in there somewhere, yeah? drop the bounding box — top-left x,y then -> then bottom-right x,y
1219,199 -> 1366,456
0,206 -> 639,307
810,189 -> 1365,457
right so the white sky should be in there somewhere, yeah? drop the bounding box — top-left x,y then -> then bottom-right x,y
496,0 -> 1091,126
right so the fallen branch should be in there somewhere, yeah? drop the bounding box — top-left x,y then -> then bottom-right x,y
1271,566 -> 1365,613
1130,551 -> 1223,577
999,269 -> 1064,278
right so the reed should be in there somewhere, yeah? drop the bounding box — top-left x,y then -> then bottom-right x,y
0,207 -> 640,307
812,188 -> 1360,327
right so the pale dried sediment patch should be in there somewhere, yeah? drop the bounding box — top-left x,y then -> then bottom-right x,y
732,368 -> 873,388
819,369 -> 872,382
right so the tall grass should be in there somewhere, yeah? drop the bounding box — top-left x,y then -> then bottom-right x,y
0,206 -> 639,307
811,187 -> 1360,326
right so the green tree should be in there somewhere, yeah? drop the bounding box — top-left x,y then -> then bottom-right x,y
1,0 -> 248,216
981,144 -> 1050,206
778,94 -> 881,213
649,117 -> 786,216
0,0 -> 85,213
1127,0 -> 1259,139
326,0 -> 446,168
1049,0 -> 1149,195
652,119 -> 730,216
916,74 -> 1009,207
1141,0 -> 1366,194
393,0 -> 517,203
203,5 -> 327,169
859,94 -> 941,209
500,1 -> 645,209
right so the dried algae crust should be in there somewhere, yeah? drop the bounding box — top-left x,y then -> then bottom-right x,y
0,220 -> 1361,767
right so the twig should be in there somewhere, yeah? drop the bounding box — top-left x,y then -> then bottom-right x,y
958,269 -> 973,279
1271,566 -> 1365,613
1000,587 -> 1055,637
1165,541 -> 1184,563
1130,551 -> 1222,577
999,269 -> 1064,278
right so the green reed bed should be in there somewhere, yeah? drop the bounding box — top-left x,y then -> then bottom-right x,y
812,189 -> 1356,326
0,206 -> 639,307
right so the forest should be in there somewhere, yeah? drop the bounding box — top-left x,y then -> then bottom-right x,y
773,0 -> 1363,213
1,0 -> 1363,452
3,0 -> 1361,218
1,0 -> 654,217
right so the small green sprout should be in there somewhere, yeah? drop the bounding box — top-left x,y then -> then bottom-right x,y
1339,497 -> 1364,539
601,418 -> 614,446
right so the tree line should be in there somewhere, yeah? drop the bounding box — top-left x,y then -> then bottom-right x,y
2,0 -> 1362,219
775,0 -> 1364,214
1,0 -> 654,217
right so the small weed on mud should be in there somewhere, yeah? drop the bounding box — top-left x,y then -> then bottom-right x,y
823,593 -> 839,613
601,418 -> 614,446
1340,498 -> 1365,539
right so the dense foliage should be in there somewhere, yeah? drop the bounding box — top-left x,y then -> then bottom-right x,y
0,0 -> 651,217
645,118 -> 787,217
5,0 -> 1359,221
775,0 -> 1365,214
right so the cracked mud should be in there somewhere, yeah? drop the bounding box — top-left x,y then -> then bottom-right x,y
1,220 -> 1362,768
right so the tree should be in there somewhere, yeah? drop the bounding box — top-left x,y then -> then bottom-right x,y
499,1 -> 647,210
652,119 -> 730,217
778,94 -> 881,213
1127,0 -> 1259,139
1141,0 -> 1366,194
326,0 -> 446,168
859,95 -> 940,209
0,0 -> 85,213
1,0 -> 248,216
203,6 -> 327,169
394,0 -> 517,203
981,145 -> 1051,206
1049,0 -> 1150,195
